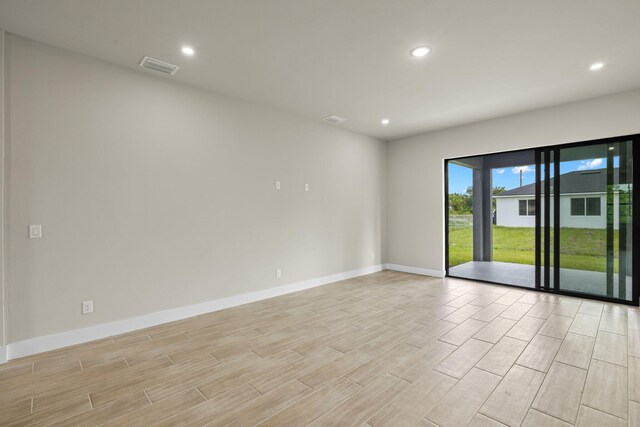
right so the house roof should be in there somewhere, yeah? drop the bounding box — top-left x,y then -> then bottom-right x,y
495,168 -> 619,197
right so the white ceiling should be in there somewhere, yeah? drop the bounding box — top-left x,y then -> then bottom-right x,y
1,0 -> 639,140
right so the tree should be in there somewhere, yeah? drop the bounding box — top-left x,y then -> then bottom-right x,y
448,186 -> 506,214
449,193 -> 472,214
492,186 -> 505,211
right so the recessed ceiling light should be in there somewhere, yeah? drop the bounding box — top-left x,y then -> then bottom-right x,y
381,118 -> 390,125
410,46 -> 431,58
181,46 -> 195,56
589,62 -> 604,71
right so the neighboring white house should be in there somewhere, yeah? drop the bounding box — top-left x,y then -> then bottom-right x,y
494,168 -> 626,229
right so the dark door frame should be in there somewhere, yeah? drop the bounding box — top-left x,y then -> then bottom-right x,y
444,133 -> 640,306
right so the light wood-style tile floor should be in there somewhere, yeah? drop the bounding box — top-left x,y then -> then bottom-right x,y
1,270 -> 639,426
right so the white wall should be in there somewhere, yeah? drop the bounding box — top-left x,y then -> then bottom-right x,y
559,194 -> 619,230
495,197 -> 536,228
3,34 -> 386,345
496,194 -> 619,229
388,89 -> 640,273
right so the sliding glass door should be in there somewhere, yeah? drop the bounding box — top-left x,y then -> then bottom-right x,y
543,139 -> 634,301
446,134 -> 639,304
446,149 -> 538,288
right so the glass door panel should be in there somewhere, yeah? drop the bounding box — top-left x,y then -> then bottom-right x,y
447,162 -> 474,269
557,140 -> 633,301
536,149 -> 555,291
446,150 -> 537,287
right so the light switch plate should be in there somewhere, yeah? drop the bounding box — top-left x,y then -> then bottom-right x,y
29,225 -> 43,239
275,180 -> 281,190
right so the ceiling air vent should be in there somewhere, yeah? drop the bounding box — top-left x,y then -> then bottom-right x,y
322,115 -> 346,125
138,56 -> 180,75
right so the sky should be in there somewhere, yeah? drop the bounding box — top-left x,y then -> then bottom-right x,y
448,157 -> 615,194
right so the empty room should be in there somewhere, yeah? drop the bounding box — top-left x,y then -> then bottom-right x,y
0,0 -> 639,426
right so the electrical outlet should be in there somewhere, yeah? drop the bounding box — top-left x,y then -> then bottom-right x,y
304,183 -> 309,192
276,269 -> 282,278
275,180 -> 281,190
371,252 -> 375,260
82,300 -> 94,315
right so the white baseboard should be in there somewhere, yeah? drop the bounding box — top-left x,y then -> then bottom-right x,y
384,263 -> 445,278
5,264 -> 383,362
0,346 -> 6,364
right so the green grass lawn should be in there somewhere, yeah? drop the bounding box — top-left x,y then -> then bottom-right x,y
449,225 -> 619,273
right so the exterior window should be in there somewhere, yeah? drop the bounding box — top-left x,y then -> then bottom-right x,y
519,200 -> 535,216
527,200 -> 536,216
571,198 -> 585,216
571,197 -> 601,216
586,197 -> 601,216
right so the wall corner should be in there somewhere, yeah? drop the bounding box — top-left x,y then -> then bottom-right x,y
0,28 -> 7,360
